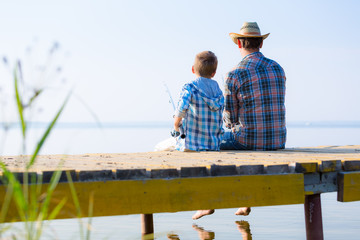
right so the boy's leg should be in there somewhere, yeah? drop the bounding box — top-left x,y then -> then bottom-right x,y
192,209 -> 215,220
235,207 -> 251,216
235,220 -> 253,240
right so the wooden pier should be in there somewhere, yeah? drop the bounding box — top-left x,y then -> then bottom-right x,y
1,145 -> 360,239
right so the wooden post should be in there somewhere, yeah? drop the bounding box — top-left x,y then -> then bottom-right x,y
304,194 -> 324,240
141,214 -> 154,236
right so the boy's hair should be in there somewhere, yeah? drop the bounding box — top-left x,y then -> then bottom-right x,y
238,37 -> 263,50
194,51 -> 218,78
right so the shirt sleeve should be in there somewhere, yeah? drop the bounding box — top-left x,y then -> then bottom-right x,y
223,72 -> 239,126
175,84 -> 191,118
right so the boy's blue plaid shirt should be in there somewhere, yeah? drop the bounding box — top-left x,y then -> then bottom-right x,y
223,52 -> 286,150
175,77 -> 224,151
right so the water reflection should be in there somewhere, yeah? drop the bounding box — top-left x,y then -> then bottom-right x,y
192,224 -> 215,239
167,233 -> 180,240
236,220 -> 252,240
166,221 -> 252,239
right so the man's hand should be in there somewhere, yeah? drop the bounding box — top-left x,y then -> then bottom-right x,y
232,123 -> 241,132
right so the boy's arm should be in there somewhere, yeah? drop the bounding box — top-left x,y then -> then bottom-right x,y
174,116 -> 182,131
173,84 -> 191,134
174,84 -> 191,118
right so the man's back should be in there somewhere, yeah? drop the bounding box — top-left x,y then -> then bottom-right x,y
224,52 -> 286,150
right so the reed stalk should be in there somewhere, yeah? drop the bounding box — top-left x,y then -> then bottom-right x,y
0,45 -> 93,239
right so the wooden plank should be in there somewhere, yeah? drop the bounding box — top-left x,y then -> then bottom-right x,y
342,160 -> 360,171
338,171 -> 360,202
319,160 -> 341,172
42,170 -> 76,183
210,165 -> 237,176
2,145 -> 360,172
78,170 -> 114,181
150,169 -> 179,178
0,173 -> 304,221
116,169 -> 147,180
266,164 -> 290,174
238,165 -> 265,175
290,162 -> 318,173
180,167 -> 208,177
305,172 -> 338,195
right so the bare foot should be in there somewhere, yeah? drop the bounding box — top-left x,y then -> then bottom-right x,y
235,220 -> 252,240
192,209 -> 215,220
192,224 -> 215,240
235,207 -> 251,216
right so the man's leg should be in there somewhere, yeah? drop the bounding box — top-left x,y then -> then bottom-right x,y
220,131 -> 248,150
220,132 -> 252,217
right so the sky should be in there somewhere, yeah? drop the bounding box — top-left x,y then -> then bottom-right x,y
0,0 -> 360,124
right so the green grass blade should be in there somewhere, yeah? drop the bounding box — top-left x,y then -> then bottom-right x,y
27,89 -> 43,108
47,197 -> 66,221
38,170 -> 62,221
0,164 -> 27,222
34,170 -> 62,239
66,171 -> 85,240
14,67 -> 26,139
27,93 -> 71,169
66,171 -> 81,217
0,173 -> 14,223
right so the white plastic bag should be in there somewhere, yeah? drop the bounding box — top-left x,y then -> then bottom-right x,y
154,137 -> 176,151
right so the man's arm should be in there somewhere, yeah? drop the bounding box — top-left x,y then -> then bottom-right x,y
223,73 -> 239,128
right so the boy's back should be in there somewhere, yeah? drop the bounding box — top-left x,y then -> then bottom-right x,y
175,77 -> 224,151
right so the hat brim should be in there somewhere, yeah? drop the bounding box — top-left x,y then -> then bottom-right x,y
229,32 -> 270,45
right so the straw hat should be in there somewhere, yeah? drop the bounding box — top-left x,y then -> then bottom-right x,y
229,22 -> 270,45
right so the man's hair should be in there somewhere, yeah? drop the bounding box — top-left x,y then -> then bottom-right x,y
194,51 -> 218,78
238,37 -> 263,50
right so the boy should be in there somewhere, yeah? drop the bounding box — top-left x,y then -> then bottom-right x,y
173,51 -> 224,151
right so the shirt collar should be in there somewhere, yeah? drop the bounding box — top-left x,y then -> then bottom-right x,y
242,51 -> 263,61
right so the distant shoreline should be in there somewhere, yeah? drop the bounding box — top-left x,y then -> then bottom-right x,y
1,121 -> 360,129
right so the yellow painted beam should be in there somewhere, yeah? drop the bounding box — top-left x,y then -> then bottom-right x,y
0,174 -> 304,221
293,162 -> 318,173
338,171 -> 360,202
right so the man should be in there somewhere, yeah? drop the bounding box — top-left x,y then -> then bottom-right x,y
192,22 -> 286,220
221,22 -> 286,151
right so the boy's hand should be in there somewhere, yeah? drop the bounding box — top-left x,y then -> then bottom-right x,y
171,129 -> 180,138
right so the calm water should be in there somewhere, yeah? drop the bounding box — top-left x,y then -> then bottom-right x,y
1,125 -> 360,239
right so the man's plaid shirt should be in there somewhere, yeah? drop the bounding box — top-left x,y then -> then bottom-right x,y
223,52 -> 286,150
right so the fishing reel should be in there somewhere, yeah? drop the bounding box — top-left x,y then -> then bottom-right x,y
170,128 -> 186,139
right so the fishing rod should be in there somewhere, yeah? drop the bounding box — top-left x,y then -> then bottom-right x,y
163,82 -> 185,139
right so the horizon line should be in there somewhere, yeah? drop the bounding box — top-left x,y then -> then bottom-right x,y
1,120 -> 360,129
